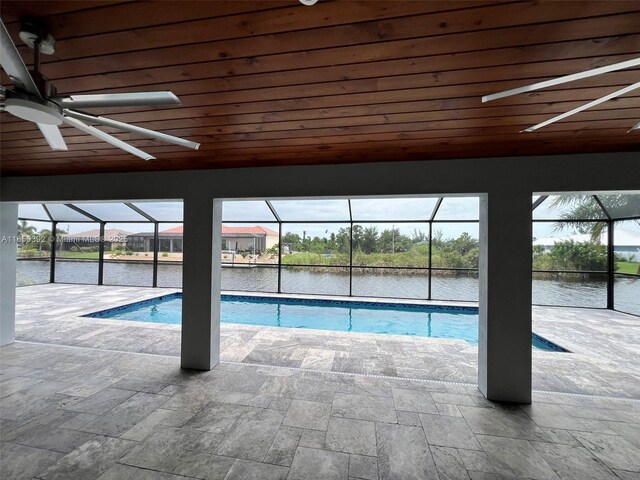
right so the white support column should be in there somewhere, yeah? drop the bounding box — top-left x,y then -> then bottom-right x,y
1,203 -> 18,346
478,192 -> 532,403
180,196 -> 222,370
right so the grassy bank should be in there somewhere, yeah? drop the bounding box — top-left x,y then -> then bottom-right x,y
616,262 -> 640,274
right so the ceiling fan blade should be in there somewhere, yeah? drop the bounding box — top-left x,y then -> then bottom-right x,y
483,57 -> 640,103
629,121 -> 640,133
37,123 -> 67,150
0,19 -> 42,98
522,81 -> 640,133
53,92 -> 180,108
64,110 -> 200,150
63,116 -> 155,161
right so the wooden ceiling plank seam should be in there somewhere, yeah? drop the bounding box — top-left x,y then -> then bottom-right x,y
4,1 -> 295,40
6,95 -> 640,144
15,45 -> 639,102
5,95 -> 639,145
14,1 -> 511,63
0,1 -> 133,24
4,136 -> 638,170
3,117 -> 634,156
3,79 -> 638,135
21,35 -> 640,99
10,10 -> 638,82
4,128 -> 634,159
3,73 -> 637,134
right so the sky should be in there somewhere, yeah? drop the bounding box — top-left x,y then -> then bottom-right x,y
18,196 -> 639,240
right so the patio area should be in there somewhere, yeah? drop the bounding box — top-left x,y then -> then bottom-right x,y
14,284 -> 640,398
3,331 -> 640,479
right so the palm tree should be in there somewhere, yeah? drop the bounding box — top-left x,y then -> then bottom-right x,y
549,194 -> 640,241
17,220 -> 36,237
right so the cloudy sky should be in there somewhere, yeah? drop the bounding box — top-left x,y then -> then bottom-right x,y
19,196 -> 638,241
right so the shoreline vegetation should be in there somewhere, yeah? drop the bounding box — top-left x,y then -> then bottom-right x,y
16,227 -> 638,277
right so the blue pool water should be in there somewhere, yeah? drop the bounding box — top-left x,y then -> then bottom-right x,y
85,294 -> 567,351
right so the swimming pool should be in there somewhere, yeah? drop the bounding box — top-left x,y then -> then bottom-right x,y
85,293 -> 568,351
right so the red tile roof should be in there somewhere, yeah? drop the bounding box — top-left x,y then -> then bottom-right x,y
161,225 -> 277,236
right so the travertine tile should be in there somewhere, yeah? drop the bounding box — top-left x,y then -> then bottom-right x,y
214,407 -> 284,461
224,459 -> 289,480
430,392 -> 476,406
119,426 -> 234,478
376,423 -> 439,480
460,406 -> 549,441
299,428 -> 326,448
183,401 -> 244,435
396,410 -> 421,426
435,403 -> 463,417
288,446 -> 349,480
430,446 -> 471,480
325,417 -> 377,456
41,436 -> 136,480
62,387 -> 135,415
264,426 -> 303,466
96,464 -> 191,479
79,391 -> 167,437
0,442 -> 64,480
121,408 -> 194,441
532,441 -> 618,480
349,454 -> 378,480
476,435 -> 559,480
521,403 -> 587,430
572,432 -> 640,472
332,393 -> 397,424
284,399 -> 332,431
391,388 -> 438,414
301,348 -> 336,370
420,413 -> 481,450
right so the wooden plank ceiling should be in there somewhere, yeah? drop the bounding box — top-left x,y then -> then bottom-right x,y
1,0 -> 638,176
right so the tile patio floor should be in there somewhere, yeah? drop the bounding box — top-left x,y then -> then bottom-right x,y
2,284 -> 640,479
13,284 -> 640,398
2,341 -> 640,479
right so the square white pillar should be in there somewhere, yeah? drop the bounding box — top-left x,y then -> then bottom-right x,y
1,203 -> 18,346
180,197 -> 222,370
478,192 -> 532,403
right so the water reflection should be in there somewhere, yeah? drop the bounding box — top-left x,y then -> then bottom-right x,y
15,259 -> 638,314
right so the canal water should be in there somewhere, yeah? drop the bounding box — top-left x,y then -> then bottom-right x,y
16,259 -> 638,315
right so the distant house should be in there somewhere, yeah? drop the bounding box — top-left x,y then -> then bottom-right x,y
127,225 -> 278,253
533,229 -> 640,261
126,226 -> 183,253
59,229 -> 131,251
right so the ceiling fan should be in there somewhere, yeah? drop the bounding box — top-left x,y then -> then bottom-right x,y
482,57 -> 640,133
0,18 -> 200,160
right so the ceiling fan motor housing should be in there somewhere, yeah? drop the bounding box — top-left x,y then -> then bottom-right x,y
4,92 -> 64,125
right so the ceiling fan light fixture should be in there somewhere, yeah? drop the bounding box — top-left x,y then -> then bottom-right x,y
5,97 -> 63,125
299,0 -> 318,5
